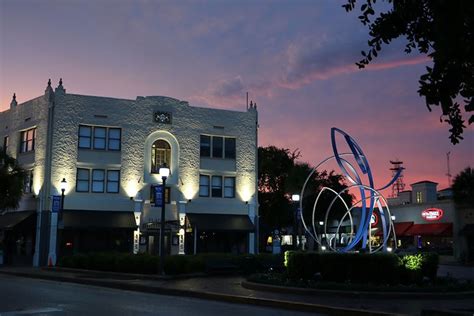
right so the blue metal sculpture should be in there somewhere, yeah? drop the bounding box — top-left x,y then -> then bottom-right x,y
299,128 -> 402,253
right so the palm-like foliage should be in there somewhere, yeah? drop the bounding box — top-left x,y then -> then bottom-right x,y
0,148 -> 25,212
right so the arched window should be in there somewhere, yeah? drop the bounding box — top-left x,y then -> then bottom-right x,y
151,140 -> 171,173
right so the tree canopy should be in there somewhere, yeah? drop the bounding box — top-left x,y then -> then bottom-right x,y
258,146 -> 353,230
0,149 -> 25,211
343,0 -> 473,144
452,166 -> 474,206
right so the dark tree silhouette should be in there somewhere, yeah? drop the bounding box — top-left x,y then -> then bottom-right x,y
0,148 -> 25,211
452,167 -> 474,206
343,0 -> 473,144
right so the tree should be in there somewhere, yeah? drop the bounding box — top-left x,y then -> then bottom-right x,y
0,148 -> 25,211
343,0 -> 473,144
452,167 -> 474,206
258,146 -> 353,229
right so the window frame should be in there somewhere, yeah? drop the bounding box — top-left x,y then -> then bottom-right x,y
106,170 -> 120,193
211,175 -> 223,197
3,135 -> 9,153
224,137 -> 236,159
78,125 -> 92,149
151,139 -> 172,174
199,175 -> 210,197
107,128 -> 121,151
91,169 -> 105,193
93,127 -> 107,150
76,168 -> 90,192
23,169 -> 34,194
212,136 -> 223,158
200,135 -> 211,157
20,127 -> 36,153
224,176 -> 236,198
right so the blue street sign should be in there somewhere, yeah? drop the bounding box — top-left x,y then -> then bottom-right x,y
154,185 -> 163,206
52,195 -> 61,213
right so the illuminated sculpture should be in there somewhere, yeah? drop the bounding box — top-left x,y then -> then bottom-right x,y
299,128 -> 402,253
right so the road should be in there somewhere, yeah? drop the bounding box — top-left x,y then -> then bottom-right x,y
0,274 -> 319,316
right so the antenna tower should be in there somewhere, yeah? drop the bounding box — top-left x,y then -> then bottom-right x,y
446,152 -> 452,187
390,160 -> 405,197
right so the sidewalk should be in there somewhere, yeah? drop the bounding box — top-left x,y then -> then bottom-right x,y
0,266 -> 473,316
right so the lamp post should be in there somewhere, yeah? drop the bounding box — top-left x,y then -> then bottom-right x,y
291,194 -> 300,250
158,164 -> 170,275
58,178 -> 67,261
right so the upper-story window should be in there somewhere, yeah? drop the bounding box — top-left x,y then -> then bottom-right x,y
78,125 -> 121,151
200,135 -> 236,159
20,128 -> 36,153
23,169 -> 34,193
416,191 -> 423,203
151,140 -> 171,173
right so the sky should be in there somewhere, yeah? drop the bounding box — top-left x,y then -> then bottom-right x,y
1,0 -> 472,194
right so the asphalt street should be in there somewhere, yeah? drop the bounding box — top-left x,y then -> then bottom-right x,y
0,274 -> 320,316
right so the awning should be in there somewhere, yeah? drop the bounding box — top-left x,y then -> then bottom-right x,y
375,222 -> 414,237
0,211 -> 35,229
460,224 -> 474,236
186,213 -> 254,231
62,210 -> 137,229
405,223 -> 453,237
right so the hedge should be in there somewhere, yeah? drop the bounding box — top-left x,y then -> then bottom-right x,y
58,252 -> 283,275
285,251 -> 439,285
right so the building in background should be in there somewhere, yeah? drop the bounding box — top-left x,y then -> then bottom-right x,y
0,79 -> 259,266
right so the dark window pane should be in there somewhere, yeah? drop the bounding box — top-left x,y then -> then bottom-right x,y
212,136 -> 223,158
107,170 -> 120,193
108,128 -> 121,150
93,127 -> 106,149
200,135 -> 211,157
211,176 -> 222,197
199,175 -> 210,197
76,169 -> 90,192
92,169 -> 105,192
224,177 -> 235,198
224,138 -> 236,159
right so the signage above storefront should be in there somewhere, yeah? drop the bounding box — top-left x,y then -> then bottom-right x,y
421,208 -> 444,221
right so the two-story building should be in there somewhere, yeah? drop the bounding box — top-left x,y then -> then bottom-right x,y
0,79 -> 259,266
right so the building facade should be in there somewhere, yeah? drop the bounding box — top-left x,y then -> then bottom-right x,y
0,79 -> 259,266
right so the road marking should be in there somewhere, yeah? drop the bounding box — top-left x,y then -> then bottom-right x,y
0,307 -> 63,315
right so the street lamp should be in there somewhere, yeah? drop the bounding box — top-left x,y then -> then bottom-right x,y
60,178 -> 67,211
158,163 -> 170,275
291,194 -> 300,250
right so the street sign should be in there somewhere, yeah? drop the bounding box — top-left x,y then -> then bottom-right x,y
154,185 -> 163,206
52,195 -> 61,213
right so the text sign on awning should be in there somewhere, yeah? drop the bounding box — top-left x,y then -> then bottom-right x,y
421,208 -> 444,221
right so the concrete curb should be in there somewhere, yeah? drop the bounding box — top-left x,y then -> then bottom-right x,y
241,280 -> 474,300
0,269 -> 400,316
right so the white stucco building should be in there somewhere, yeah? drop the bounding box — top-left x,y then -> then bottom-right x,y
0,79 -> 259,266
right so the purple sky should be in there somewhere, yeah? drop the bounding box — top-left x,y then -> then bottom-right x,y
1,0 -> 472,192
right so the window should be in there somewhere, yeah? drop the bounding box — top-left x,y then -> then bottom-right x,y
416,191 -> 423,203
200,135 -> 236,159
224,177 -> 235,198
78,125 -> 92,149
93,127 -> 106,150
20,128 -> 36,153
92,169 -> 105,192
150,186 -> 171,204
78,125 -> 121,151
3,136 -> 8,153
76,169 -> 90,192
151,140 -> 171,173
212,136 -> 223,158
23,170 -> 34,193
108,128 -> 121,150
211,176 -> 222,197
200,135 -> 211,157
199,175 -> 210,197
224,138 -> 236,159
107,170 -> 120,193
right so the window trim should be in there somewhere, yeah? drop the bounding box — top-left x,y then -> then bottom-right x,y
19,127 -> 36,153
211,175 -> 223,198
107,128 -> 121,151
76,168 -> 90,192
91,169 -> 105,193
93,127 -> 107,150
199,175 -> 210,197
78,125 -> 92,149
151,139 -> 172,174
78,125 -> 122,151
106,170 -> 120,193
224,176 -> 236,198
200,134 -> 236,160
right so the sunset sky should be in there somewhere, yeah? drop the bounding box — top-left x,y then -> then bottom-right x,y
1,0 -> 472,193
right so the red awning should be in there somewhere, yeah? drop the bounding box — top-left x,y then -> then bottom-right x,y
405,223 -> 453,237
375,222 -> 413,237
